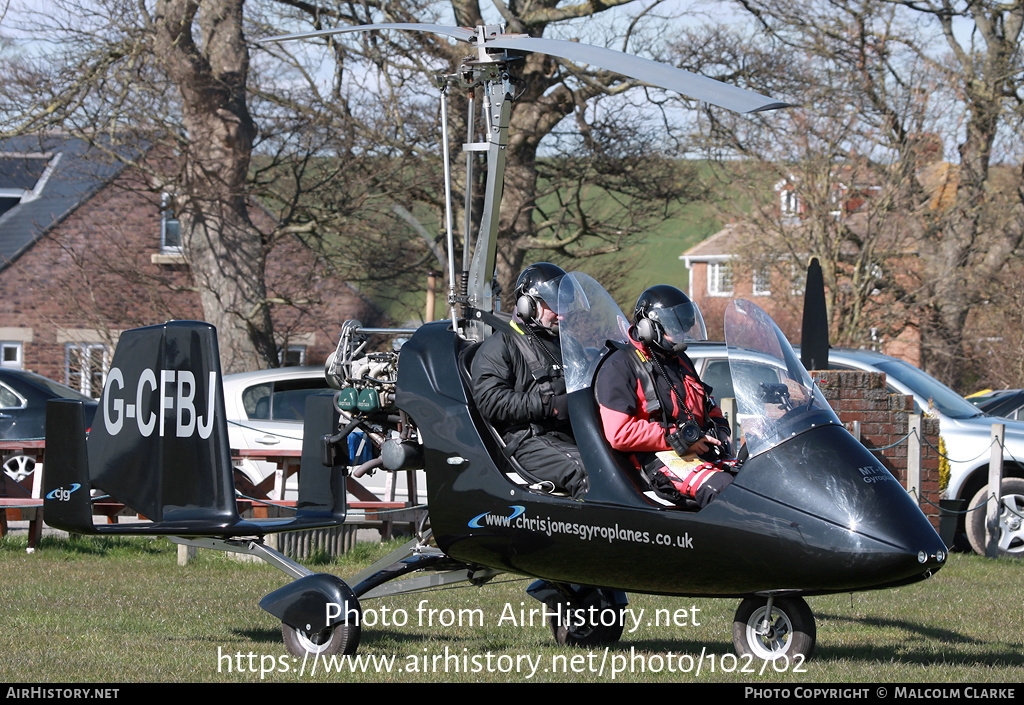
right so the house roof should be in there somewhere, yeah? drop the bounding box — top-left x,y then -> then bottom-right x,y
0,134 -> 142,272
680,222 -> 757,261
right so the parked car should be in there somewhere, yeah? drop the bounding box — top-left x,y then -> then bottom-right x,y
1,368 -> 99,483
221,366 -> 420,503
970,389 -> 1024,421
685,342 -> 1024,557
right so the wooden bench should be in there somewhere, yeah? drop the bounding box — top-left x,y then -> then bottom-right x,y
233,449 -> 426,539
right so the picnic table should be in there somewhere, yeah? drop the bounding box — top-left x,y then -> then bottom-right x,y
233,448 -> 426,539
0,440 -> 427,548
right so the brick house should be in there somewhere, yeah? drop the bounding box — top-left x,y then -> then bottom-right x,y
0,133 -> 385,393
679,175 -> 923,367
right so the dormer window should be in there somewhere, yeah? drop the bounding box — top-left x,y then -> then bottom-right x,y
0,151 -> 57,217
780,188 -> 799,217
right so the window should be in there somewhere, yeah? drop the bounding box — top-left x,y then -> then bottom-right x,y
780,188 -> 799,217
707,261 -> 734,297
1,342 -> 23,369
241,378 -> 332,422
279,346 -> 307,367
64,343 -> 108,398
752,267 -> 772,297
160,192 -> 182,254
789,263 -> 807,297
0,381 -> 25,410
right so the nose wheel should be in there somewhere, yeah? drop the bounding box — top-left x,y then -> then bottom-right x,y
733,596 -> 815,662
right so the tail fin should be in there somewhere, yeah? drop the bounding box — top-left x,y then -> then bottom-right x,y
42,399 -> 95,534
43,320 -> 347,536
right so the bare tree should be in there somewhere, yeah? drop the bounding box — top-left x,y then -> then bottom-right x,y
264,0 -> 710,297
682,0 -> 1024,389
1,0 -> 732,365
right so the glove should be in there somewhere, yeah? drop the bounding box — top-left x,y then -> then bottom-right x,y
546,394 -> 569,418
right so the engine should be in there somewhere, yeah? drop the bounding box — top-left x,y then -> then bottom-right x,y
323,320 -> 420,472
324,320 -> 401,414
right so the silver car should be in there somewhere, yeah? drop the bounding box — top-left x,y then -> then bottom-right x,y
222,366 -> 421,504
685,342 -> 1024,557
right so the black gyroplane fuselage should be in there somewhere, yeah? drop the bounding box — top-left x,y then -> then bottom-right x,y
396,274 -> 945,600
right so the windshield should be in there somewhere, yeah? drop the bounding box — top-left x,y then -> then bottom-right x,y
557,272 -> 631,393
868,358 -> 983,420
16,370 -> 93,402
726,299 -> 841,457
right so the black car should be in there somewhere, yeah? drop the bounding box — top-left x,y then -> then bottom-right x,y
1,368 -> 99,482
973,389 -> 1024,421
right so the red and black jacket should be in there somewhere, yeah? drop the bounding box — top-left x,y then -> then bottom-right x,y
594,337 -> 729,463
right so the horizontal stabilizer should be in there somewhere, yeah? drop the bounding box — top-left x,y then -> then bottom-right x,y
42,320 -> 347,537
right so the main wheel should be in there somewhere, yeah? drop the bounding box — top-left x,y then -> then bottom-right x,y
282,620 -> 361,657
733,596 -> 815,662
549,589 -> 625,647
966,478 -> 1024,558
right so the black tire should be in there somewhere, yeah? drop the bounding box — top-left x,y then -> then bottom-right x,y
733,596 -> 815,662
282,618 -> 361,657
966,478 -> 1024,558
548,589 -> 625,647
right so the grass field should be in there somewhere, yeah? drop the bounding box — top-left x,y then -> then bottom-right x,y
1,532 -> 1022,684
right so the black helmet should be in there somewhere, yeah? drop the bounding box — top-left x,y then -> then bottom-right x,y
514,262 -> 566,327
632,285 -> 707,354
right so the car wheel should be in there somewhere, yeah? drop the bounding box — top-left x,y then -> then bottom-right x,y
966,478 -> 1024,558
733,596 -> 815,663
2,454 -> 35,483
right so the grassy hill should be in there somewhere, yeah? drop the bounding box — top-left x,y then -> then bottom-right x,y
358,160 -> 736,324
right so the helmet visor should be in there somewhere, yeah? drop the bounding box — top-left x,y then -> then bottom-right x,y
649,302 -> 707,344
524,276 -> 565,314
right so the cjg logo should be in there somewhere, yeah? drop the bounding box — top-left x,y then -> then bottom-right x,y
46,483 -> 82,502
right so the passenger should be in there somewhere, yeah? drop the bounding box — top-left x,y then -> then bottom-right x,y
594,285 -> 733,507
470,263 -> 588,498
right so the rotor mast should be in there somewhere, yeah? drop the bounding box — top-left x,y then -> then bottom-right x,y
436,25 -> 522,339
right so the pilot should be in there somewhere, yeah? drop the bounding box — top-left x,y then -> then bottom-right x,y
470,263 -> 587,498
594,285 -> 733,507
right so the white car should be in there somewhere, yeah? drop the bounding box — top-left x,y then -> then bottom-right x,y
685,342 -> 1024,557
222,366 -> 416,503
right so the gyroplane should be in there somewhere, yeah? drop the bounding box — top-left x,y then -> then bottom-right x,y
42,22 -> 946,664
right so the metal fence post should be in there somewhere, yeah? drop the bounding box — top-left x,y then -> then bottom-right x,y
907,413 -> 922,502
987,424 -> 1005,558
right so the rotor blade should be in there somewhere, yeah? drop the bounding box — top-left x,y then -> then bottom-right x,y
488,36 -> 788,113
260,23 -> 789,113
259,23 -> 477,45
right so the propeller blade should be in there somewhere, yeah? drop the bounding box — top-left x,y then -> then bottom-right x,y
488,36 -> 788,113
800,257 -> 830,371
